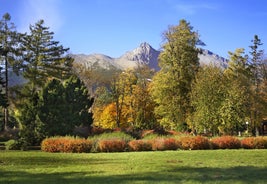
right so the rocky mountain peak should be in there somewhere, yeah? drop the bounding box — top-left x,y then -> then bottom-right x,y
72,42 -> 228,72
116,42 -> 160,70
120,42 -> 160,63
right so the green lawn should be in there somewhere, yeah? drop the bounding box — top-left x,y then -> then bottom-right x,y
0,150 -> 267,184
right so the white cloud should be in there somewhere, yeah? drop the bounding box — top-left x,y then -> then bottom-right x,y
18,0 -> 63,33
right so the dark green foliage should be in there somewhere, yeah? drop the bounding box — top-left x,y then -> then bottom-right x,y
38,79 -> 67,136
0,13 -> 23,130
21,19 -> 73,92
0,67 -> 8,108
38,76 -> 93,137
5,139 -> 20,150
63,75 -> 94,127
17,88 -> 44,146
15,19 -> 75,146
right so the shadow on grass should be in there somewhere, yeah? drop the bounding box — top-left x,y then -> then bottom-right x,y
0,154 -> 124,168
1,166 -> 266,184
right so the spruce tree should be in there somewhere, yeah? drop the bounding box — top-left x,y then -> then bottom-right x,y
0,13 -> 23,130
21,19 -> 73,94
16,20 -> 73,145
0,66 -> 8,130
151,20 -> 202,130
38,76 -> 93,136
249,35 -> 264,135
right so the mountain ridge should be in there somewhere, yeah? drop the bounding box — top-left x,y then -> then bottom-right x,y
72,42 -> 228,71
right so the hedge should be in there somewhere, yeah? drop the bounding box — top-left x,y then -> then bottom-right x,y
41,135 -> 267,153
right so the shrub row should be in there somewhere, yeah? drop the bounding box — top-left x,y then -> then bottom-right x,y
41,135 -> 267,153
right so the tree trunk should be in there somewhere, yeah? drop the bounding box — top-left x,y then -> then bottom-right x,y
4,57 -> 9,131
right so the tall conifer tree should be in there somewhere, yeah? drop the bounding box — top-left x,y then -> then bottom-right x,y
249,35 -> 265,135
21,19 -> 73,94
0,13 -> 22,130
16,20 -> 73,145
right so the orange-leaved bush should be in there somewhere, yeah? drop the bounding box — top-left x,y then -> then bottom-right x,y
128,140 -> 152,151
241,137 -> 267,149
97,139 -> 127,152
151,138 -> 180,151
41,137 -> 93,153
211,136 -> 241,149
179,136 -> 210,150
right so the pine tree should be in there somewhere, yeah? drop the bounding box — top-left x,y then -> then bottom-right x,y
0,13 -> 23,130
16,20 -> 73,145
151,20 -> 202,130
21,19 -> 73,94
249,35 -> 264,135
0,66 -> 8,130
38,76 -> 93,136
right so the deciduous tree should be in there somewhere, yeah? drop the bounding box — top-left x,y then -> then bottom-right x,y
151,19 -> 201,130
220,48 -> 250,134
190,65 -> 225,135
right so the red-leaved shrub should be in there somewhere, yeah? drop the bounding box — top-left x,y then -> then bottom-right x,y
128,140 -> 152,151
41,137 -> 93,153
97,139 -> 127,152
179,136 -> 210,150
151,138 -> 180,151
241,137 -> 267,149
241,137 -> 255,149
41,138 -> 61,152
211,136 -> 241,149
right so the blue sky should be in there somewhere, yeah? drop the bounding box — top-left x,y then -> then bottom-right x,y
1,0 -> 267,58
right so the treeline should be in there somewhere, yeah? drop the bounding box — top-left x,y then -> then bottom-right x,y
1,13 -> 266,148
91,20 -> 267,136
0,13 -> 93,146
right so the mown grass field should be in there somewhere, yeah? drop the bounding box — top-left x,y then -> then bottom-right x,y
0,150 -> 267,184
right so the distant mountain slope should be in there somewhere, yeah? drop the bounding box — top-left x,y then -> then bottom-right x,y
198,49 -> 228,68
6,43 -> 228,88
73,42 -> 228,71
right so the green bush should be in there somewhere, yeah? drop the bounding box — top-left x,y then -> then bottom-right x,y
5,139 -> 21,150
91,131 -> 133,142
142,133 -> 161,140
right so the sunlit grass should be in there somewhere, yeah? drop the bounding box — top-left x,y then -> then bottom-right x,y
0,150 -> 267,184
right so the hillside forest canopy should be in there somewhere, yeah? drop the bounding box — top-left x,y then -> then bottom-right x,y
0,13 -> 267,146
